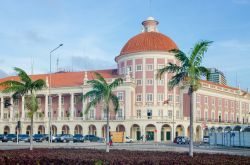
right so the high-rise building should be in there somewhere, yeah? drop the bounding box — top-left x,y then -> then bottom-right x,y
208,68 -> 227,85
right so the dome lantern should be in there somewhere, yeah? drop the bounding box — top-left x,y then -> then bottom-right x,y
142,17 -> 159,32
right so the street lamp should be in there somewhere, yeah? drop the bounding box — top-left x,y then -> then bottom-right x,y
48,44 -> 63,143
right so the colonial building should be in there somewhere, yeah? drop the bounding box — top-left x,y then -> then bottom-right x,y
0,17 -> 250,142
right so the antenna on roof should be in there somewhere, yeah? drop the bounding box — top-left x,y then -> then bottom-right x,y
148,0 -> 152,16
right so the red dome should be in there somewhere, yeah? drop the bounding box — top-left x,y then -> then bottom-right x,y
119,32 -> 178,56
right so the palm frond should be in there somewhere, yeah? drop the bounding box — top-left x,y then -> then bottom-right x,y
82,90 -> 100,101
93,72 -> 107,85
87,79 -> 105,91
168,72 -> 187,90
157,63 -> 181,79
32,79 -> 46,91
170,49 -> 189,65
14,67 -> 32,84
84,96 -> 101,114
109,78 -> 123,90
110,93 -> 119,113
189,41 -> 213,67
197,66 -> 211,80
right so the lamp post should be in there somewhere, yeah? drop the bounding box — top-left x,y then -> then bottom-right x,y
48,44 -> 63,143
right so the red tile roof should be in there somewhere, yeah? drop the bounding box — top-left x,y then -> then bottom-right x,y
116,32 -> 178,60
0,69 -> 118,90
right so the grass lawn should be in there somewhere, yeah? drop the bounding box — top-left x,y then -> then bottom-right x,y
0,148 -> 249,164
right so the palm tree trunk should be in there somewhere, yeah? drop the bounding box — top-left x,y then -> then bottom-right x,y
106,106 -> 110,153
30,115 -> 33,151
189,86 -> 193,157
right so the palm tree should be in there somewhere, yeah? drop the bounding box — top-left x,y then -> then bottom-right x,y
157,40 -> 212,157
0,67 -> 46,150
25,93 -> 39,150
82,72 -> 123,153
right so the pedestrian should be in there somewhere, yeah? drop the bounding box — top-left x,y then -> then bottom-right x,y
145,134 -> 148,142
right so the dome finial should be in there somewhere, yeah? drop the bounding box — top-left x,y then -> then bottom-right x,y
142,17 -> 159,32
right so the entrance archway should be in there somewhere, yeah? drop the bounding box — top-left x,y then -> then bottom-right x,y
62,125 -> 69,134
176,125 -> 184,137
145,124 -> 156,141
102,124 -> 110,138
26,125 -> 31,135
130,124 -> 140,140
88,125 -> 96,135
38,125 -> 45,134
203,127 -> 209,136
4,126 -> 10,134
74,125 -> 83,134
195,125 -> 202,142
116,124 -> 125,132
52,125 -> 57,135
161,124 -> 171,141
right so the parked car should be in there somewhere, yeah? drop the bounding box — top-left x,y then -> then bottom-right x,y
125,136 -> 135,143
174,136 -> 190,144
33,134 -> 47,142
0,134 -> 4,141
73,134 -> 84,143
13,134 -> 30,142
203,136 -> 209,143
58,134 -> 73,143
2,134 -> 17,142
84,135 -> 103,142
52,134 -> 62,142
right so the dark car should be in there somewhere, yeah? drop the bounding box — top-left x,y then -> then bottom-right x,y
13,134 -> 30,142
33,134 -> 47,142
58,134 -> 73,143
73,134 -> 84,143
84,135 -> 103,142
2,134 -> 17,142
0,134 -> 4,141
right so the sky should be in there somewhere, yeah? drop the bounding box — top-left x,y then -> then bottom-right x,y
0,0 -> 250,90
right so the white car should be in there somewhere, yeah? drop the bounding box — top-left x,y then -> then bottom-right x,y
125,136 -> 135,143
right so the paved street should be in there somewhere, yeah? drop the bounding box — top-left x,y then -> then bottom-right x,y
1,142 -> 250,157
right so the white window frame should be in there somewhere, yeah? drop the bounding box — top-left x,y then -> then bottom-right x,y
146,64 -> 153,71
136,94 -> 142,102
146,79 -> 153,85
157,79 -> 164,85
117,92 -> 124,101
204,96 -> 208,104
157,65 -> 164,69
136,79 -> 142,86
168,94 -> 173,102
117,108 -> 123,119
136,109 -> 141,119
157,93 -> 164,102
146,93 -> 153,102
135,65 -> 142,71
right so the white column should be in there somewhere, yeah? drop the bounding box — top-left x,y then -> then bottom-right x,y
153,57 -> 157,106
21,96 -> 25,119
10,97 -> 13,119
45,94 -> 48,118
70,93 -> 74,119
58,94 -> 62,119
0,96 -> 4,119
